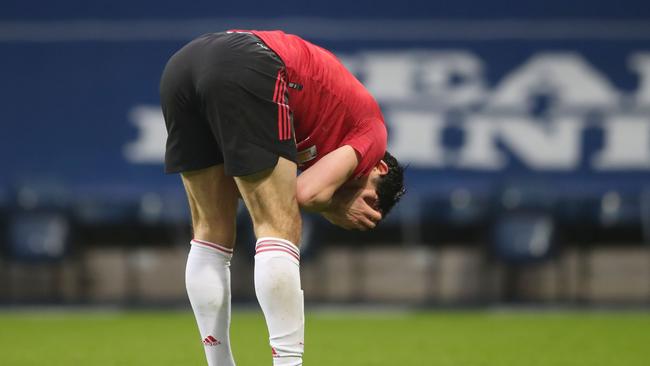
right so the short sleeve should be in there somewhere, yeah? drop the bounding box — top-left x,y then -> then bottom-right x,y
342,119 -> 387,177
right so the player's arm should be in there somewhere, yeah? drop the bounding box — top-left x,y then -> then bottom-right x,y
296,145 -> 358,212
296,145 -> 382,230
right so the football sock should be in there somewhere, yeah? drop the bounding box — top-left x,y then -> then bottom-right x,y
186,239 -> 236,366
254,237 -> 305,366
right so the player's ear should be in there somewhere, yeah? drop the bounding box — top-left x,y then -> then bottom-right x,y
376,160 -> 389,176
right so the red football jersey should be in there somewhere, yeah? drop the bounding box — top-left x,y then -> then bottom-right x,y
248,30 -> 387,177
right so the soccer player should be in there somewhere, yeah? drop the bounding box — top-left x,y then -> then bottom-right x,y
160,30 -> 405,366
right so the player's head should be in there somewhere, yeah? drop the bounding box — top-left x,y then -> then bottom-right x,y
340,150 -> 405,221
354,151 -> 405,217
373,151 -> 405,218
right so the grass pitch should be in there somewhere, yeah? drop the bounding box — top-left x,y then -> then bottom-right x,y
0,309 -> 648,365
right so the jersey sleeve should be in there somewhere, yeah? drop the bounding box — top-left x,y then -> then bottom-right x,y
342,118 -> 388,178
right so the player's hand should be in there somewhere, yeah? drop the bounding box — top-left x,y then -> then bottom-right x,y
322,187 -> 382,230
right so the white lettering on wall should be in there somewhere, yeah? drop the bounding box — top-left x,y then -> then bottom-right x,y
124,50 -> 650,171
497,116 -> 583,170
387,110 -> 446,167
488,53 -> 619,111
362,53 -> 416,101
456,116 -> 505,169
592,115 -> 650,170
419,52 -> 486,107
123,106 -> 167,163
631,53 -> 650,106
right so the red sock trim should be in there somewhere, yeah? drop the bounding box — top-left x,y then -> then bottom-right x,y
255,247 -> 300,262
256,240 -> 300,256
191,239 -> 233,255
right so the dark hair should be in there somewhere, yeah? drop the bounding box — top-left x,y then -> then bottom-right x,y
376,151 -> 405,218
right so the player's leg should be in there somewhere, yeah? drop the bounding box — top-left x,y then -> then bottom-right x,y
234,157 -> 304,366
182,165 -> 239,246
160,37 -> 240,366
235,157 -> 301,244
182,165 -> 239,366
186,31 -> 304,364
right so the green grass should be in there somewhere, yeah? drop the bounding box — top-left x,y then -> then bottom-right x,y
0,309 -> 649,365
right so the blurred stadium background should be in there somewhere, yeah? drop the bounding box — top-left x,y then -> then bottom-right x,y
2,0 -> 650,310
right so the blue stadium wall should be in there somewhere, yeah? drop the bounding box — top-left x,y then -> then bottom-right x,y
1,0 -> 650,227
